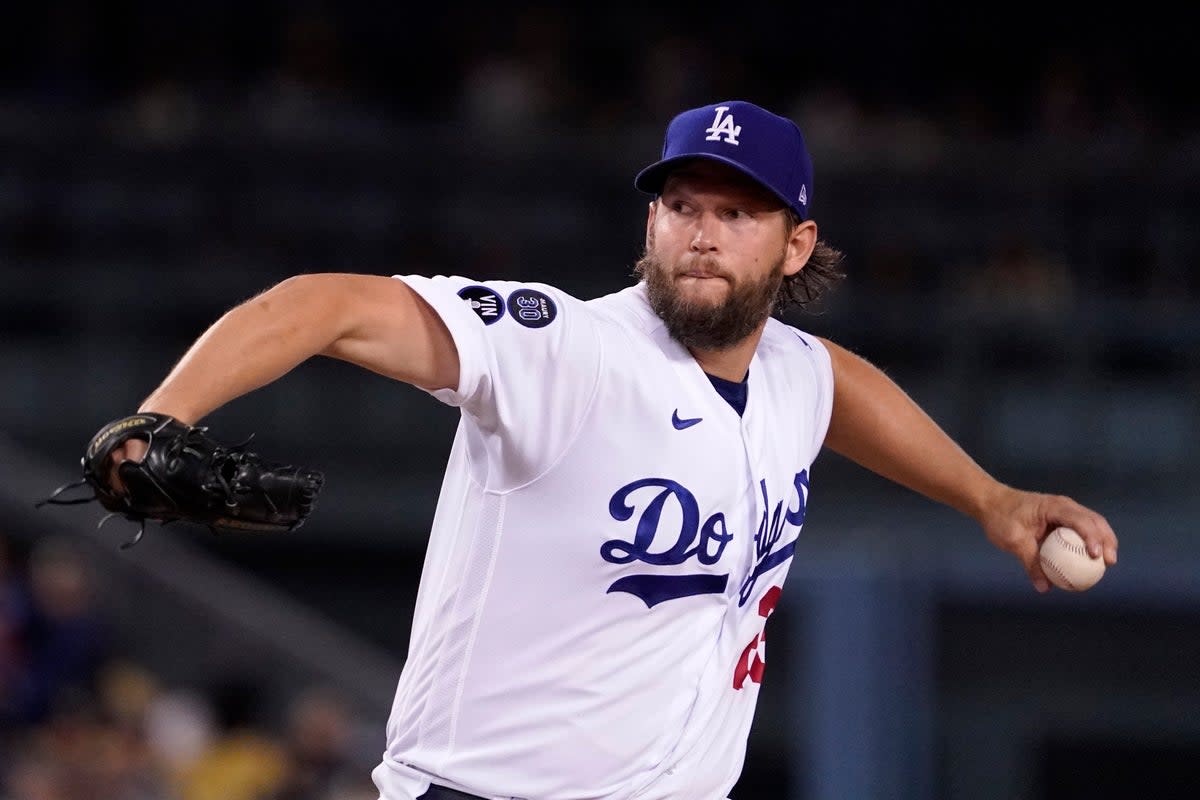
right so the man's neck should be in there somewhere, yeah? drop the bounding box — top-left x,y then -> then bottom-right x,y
688,324 -> 764,382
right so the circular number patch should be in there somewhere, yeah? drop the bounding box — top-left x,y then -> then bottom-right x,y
508,288 -> 557,329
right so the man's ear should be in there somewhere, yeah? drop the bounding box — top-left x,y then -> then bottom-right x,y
645,200 -> 658,249
783,219 -> 818,277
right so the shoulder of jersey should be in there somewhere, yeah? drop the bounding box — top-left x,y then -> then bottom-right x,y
585,283 -> 660,332
762,317 -> 822,356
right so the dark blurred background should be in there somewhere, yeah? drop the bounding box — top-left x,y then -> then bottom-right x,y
1,2 -> 1198,799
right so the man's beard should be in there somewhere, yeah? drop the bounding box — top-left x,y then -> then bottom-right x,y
636,249 -> 785,351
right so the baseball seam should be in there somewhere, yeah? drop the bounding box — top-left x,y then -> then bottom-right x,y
1055,529 -> 1088,557
1040,557 -> 1076,591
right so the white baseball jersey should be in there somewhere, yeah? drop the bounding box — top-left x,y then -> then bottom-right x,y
371,275 -> 834,800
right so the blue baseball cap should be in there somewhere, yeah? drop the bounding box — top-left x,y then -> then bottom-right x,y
634,100 -> 814,220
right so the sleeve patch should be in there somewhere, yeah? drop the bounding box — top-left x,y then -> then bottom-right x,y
509,288 -> 558,328
457,285 -> 506,325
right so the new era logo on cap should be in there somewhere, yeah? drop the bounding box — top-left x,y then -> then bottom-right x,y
634,100 -> 814,220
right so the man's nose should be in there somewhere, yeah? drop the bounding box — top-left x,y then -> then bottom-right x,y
690,215 -> 719,252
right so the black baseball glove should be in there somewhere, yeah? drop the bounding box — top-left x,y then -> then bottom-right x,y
38,413 -> 324,548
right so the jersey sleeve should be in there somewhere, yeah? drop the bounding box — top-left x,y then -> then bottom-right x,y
787,328 -> 835,462
393,274 -> 603,487
796,331 -> 835,462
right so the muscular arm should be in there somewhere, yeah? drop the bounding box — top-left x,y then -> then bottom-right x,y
817,336 -> 996,520
816,336 -> 1118,590
140,273 -> 459,424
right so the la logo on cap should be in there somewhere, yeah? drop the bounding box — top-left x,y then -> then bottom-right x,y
704,106 -> 741,145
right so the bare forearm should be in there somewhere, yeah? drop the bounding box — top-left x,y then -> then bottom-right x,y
818,337 -> 1004,522
139,275 -> 348,424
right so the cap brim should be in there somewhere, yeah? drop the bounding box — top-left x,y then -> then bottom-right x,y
634,153 -> 795,214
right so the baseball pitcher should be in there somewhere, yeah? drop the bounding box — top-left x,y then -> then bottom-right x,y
43,100 -> 1118,799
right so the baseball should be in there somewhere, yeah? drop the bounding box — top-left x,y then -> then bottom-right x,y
1039,527 -> 1105,591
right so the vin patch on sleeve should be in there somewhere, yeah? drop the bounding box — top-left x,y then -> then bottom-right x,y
458,285 -> 506,325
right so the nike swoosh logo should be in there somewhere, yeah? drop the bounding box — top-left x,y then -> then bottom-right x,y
672,410 -> 703,430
